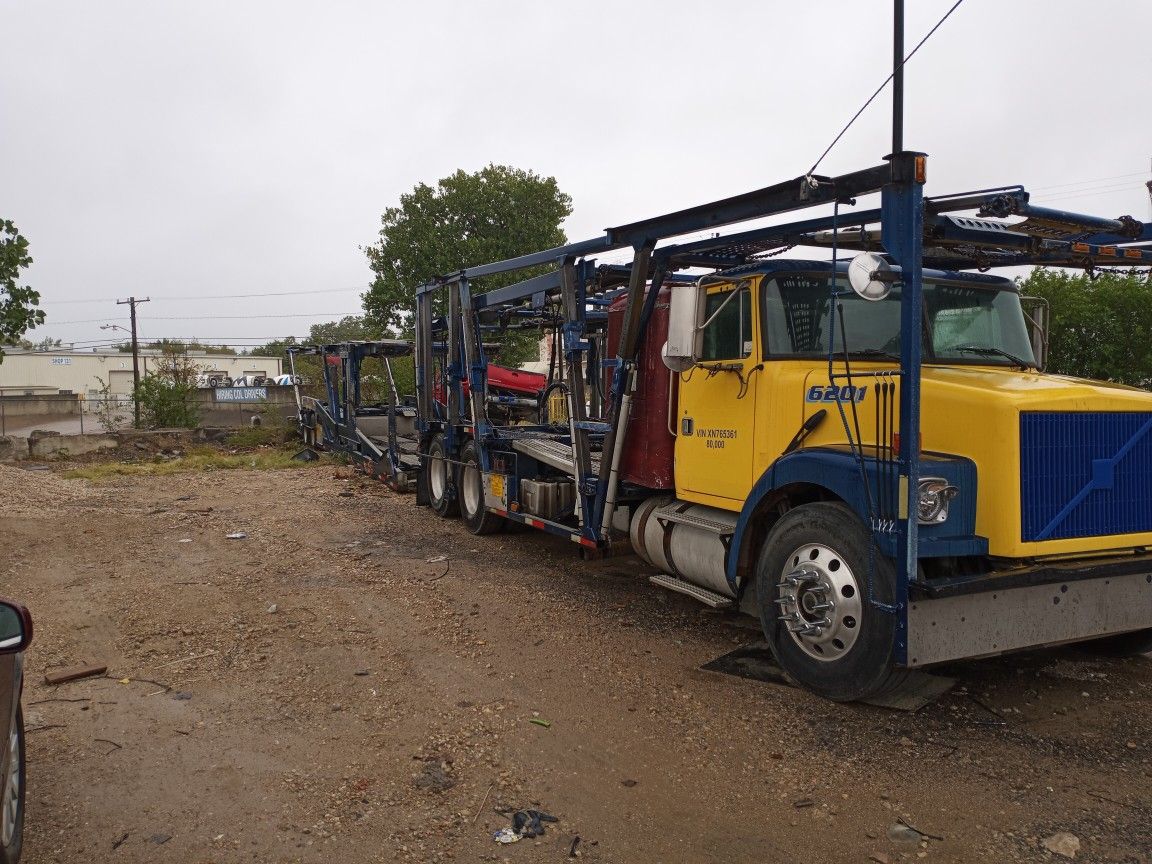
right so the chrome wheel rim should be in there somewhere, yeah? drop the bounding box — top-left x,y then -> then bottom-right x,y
430,445 -> 448,501
462,459 -> 481,516
776,543 -> 864,662
1,724 -> 19,848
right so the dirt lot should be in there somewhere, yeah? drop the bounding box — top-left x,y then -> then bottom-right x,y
2,457 -> 1151,864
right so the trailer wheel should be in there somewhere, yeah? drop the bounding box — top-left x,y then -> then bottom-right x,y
458,440 -> 504,535
426,434 -> 458,518
756,502 -> 909,702
1080,628 -> 1152,657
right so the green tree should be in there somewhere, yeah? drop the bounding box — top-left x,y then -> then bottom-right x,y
1018,268 -> 1152,388
0,220 -> 46,359
121,338 -> 234,355
308,315 -> 378,344
250,336 -> 299,357
134,349 -> 202,429
362,164 -> 572,363
15,336 -> 62,351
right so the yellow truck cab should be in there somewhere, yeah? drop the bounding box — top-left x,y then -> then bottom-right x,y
631,258 -> 1152,699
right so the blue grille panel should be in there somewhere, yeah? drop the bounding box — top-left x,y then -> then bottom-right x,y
1020,412 -> 1152,542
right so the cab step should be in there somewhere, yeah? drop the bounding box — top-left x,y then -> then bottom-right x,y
649,573 -> 734,609
655,507 -> 736,536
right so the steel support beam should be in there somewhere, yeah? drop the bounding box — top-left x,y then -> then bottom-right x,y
607,164 -> 891,249
881,151 -> 927,666
558,260 -> 596,532
594,240 -> 656,536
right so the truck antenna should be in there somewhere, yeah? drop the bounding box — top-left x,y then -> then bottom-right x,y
893,0 -> 904,153
806,0 -> 966,175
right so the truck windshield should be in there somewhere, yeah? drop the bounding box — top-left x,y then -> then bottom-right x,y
760,273 -> 1037,367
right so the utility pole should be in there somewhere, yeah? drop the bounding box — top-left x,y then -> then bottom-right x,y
116,296 -> 150,426
1146,156 -> 1151,220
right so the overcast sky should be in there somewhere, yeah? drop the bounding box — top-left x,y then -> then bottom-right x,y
4,0 -> 1150,351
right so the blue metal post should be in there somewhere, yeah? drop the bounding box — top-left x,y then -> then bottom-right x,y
881,151 -> 926,664
323,350 -> 341,424
458,277 -> 492,470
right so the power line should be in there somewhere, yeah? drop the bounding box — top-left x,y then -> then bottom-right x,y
140,312 -> 363,321
43,312 -> 362,325
161,287 -> 365,301
41,286 -> 367,305
1033,186 -> 1148,206
26,334 -> 318,343
1026,171 -> 1149,194
808,0 -> 967,175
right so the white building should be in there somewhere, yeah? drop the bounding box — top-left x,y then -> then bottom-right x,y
0,349 -> 283,396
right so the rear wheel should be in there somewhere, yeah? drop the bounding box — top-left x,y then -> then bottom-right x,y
425,434 -> 458,518
458,440 -> 504,535
756,502 -> 909,702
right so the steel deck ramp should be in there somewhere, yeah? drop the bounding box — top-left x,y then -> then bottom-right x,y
511,436 -> 602,477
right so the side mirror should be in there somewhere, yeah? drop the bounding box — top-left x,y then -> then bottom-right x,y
848,252 -> 898,301
662,281 -> 702,372
1020,295 -> 1049,371
0,600 -> 32,654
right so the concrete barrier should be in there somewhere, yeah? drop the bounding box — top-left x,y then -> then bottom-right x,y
0,436 -> 28,462
0,394 -> 82,417
0,423 -> 293,461
27,430 -> 119,459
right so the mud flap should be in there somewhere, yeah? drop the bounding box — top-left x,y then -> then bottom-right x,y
415,456 -> 430,506
701,642 -> 955,711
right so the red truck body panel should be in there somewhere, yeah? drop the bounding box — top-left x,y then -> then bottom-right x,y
433,363 -> 547,403
607,288 -> 676,490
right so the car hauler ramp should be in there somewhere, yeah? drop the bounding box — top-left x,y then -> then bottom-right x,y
509,435 -> 602,477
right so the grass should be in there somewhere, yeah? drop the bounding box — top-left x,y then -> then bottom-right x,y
226,425 -> 290,448
62,445 -> 315,480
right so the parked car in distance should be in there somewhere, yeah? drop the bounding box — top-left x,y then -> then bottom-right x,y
231,375 -> 271,387
0,600 -> 32,864
196,373 -> 233,388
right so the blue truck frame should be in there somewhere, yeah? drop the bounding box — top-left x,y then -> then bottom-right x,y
300,151 -> 1152,668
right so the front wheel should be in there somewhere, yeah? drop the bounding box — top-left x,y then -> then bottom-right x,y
0,706 -> 25,864
425,434 -> 459,518
756,502 -> 909,702
458,440 -> 504,535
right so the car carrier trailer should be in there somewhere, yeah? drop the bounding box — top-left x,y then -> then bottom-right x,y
296,151 -> 1152,702
288,340 -> 423,490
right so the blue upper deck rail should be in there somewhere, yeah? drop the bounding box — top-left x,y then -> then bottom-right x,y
415,172 -> 1149,307
414,162 -> 895,296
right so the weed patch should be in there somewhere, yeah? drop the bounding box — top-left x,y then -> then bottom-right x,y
63,447 -> 311,480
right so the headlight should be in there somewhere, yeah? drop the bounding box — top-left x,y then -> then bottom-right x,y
917,477 -> 958,524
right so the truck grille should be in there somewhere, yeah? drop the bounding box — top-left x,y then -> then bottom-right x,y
1020,412 -> 1152,542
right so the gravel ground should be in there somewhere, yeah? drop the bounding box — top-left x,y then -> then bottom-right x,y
2,460 -> 1151,863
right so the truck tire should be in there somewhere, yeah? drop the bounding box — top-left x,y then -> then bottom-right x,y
0,706 -> 25,864
426,434 -> 458,518
756,502 -> 910,702
1080,628 -> 1152,657
458,440 -> 504,535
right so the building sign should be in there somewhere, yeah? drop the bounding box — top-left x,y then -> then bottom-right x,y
215,386 -> 268,402
50,357 -> 72,365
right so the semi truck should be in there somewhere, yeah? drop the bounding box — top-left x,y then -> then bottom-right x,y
295,152 -> 1152,702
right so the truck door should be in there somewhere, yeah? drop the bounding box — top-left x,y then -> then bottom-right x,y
675,280 -> 759,505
